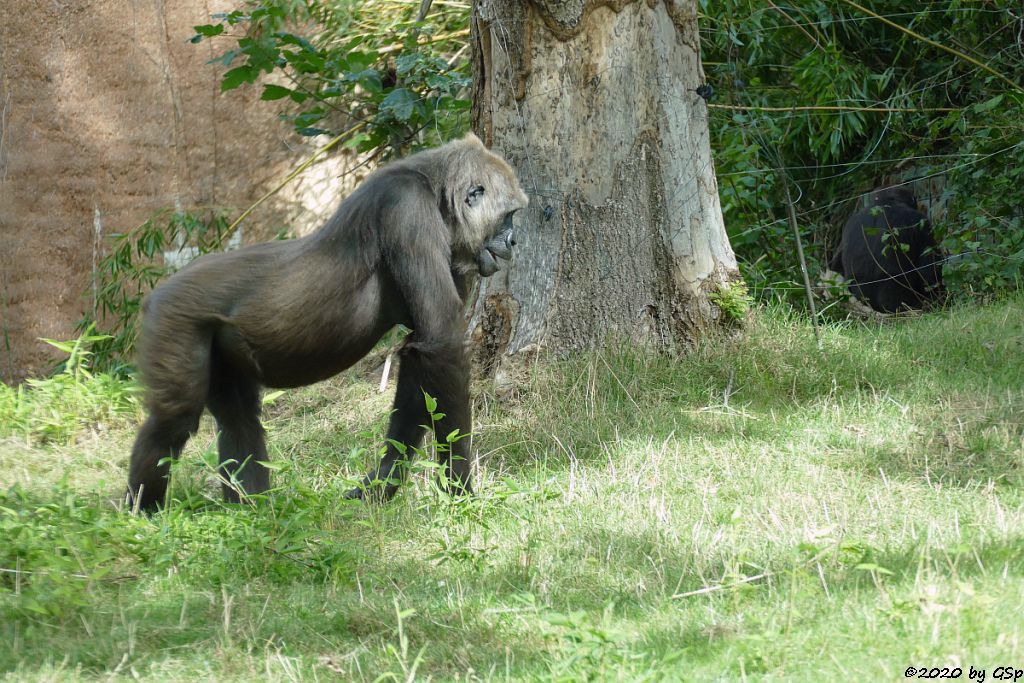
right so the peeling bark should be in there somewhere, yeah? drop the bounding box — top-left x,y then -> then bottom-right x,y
470,0 -> 738,365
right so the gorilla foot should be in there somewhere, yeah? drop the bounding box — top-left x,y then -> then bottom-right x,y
344,475 -> 401,503
343,473 -> 472,502
125,486 -> 162,515
440,480 -> 473,499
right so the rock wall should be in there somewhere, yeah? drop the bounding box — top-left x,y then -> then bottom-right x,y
0,1 -> 357,382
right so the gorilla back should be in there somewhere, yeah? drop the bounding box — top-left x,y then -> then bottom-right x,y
831,187 -> 943,313
128,134 -> 528,512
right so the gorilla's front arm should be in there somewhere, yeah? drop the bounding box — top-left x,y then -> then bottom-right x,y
346,182 -> 474,500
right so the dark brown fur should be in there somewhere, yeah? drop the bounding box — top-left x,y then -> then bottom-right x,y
127,134 -> 528,511
830,187 -> 943,313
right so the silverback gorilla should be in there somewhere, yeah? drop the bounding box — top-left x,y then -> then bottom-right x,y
127,134 -> 528,512
830,187 -> 943,313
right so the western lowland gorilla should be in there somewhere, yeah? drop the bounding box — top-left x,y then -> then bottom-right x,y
830,187 -> 944,313
127,133 -> 528,512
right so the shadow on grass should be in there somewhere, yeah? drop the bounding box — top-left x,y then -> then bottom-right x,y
3,471 -> 1023,679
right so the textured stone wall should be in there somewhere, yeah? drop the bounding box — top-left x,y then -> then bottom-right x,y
0,1 -> 357,381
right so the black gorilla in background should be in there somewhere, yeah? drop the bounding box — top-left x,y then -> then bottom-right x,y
830,187 -> 943,313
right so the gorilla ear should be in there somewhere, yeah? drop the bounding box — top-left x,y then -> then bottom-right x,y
466,185 -> 486,207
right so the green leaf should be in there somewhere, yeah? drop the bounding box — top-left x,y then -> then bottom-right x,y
380,88 -> 417,122
345,68 -> 382,89
221,65 -> 257,91
260,84 -> 292,101
262,390 -> 285,405
259,460 -> 290,471
343,51 -> 376,73
193,24 -> 225,38
208,50 -> 239,67
274,32 -> 315,51
293,108 -> 326,127
395,54 -> 419,76
975,94 -> 1003,113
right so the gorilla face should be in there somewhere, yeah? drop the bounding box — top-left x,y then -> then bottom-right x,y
456,143 -> 528,277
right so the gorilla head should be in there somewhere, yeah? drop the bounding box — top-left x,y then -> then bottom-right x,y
436,134 -> 526,277
871,187 -> 917,211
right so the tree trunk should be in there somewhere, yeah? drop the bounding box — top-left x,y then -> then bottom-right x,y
469,0 -> 739,371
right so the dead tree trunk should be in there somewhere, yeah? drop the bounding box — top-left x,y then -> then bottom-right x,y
469,0 -> 739,371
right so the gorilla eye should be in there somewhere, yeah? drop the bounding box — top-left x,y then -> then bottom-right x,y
466,185 -> 485,207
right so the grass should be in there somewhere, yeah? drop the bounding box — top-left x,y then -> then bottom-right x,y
1,297 -> 1022,681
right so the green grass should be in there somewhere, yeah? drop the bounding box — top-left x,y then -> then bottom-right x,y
1,297 -> 1023,681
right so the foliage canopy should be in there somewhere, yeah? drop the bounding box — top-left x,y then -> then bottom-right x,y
77,1 -> 1024,371
699,0 -> 1024,299
191,0 -> 472,155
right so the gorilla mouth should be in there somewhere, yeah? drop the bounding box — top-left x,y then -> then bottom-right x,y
477,226 -> 516,277
477,247 -> 502,277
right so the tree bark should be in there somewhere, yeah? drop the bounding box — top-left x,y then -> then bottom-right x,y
469,0 -> 739,371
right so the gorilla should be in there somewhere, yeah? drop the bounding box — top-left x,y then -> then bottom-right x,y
830,187 -> 943,313
127,133 -> 528,512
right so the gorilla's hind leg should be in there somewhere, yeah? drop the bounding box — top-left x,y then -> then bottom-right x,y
206,365 -> 269,504
346,347 -> 427,502
128,410 -> 201,512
